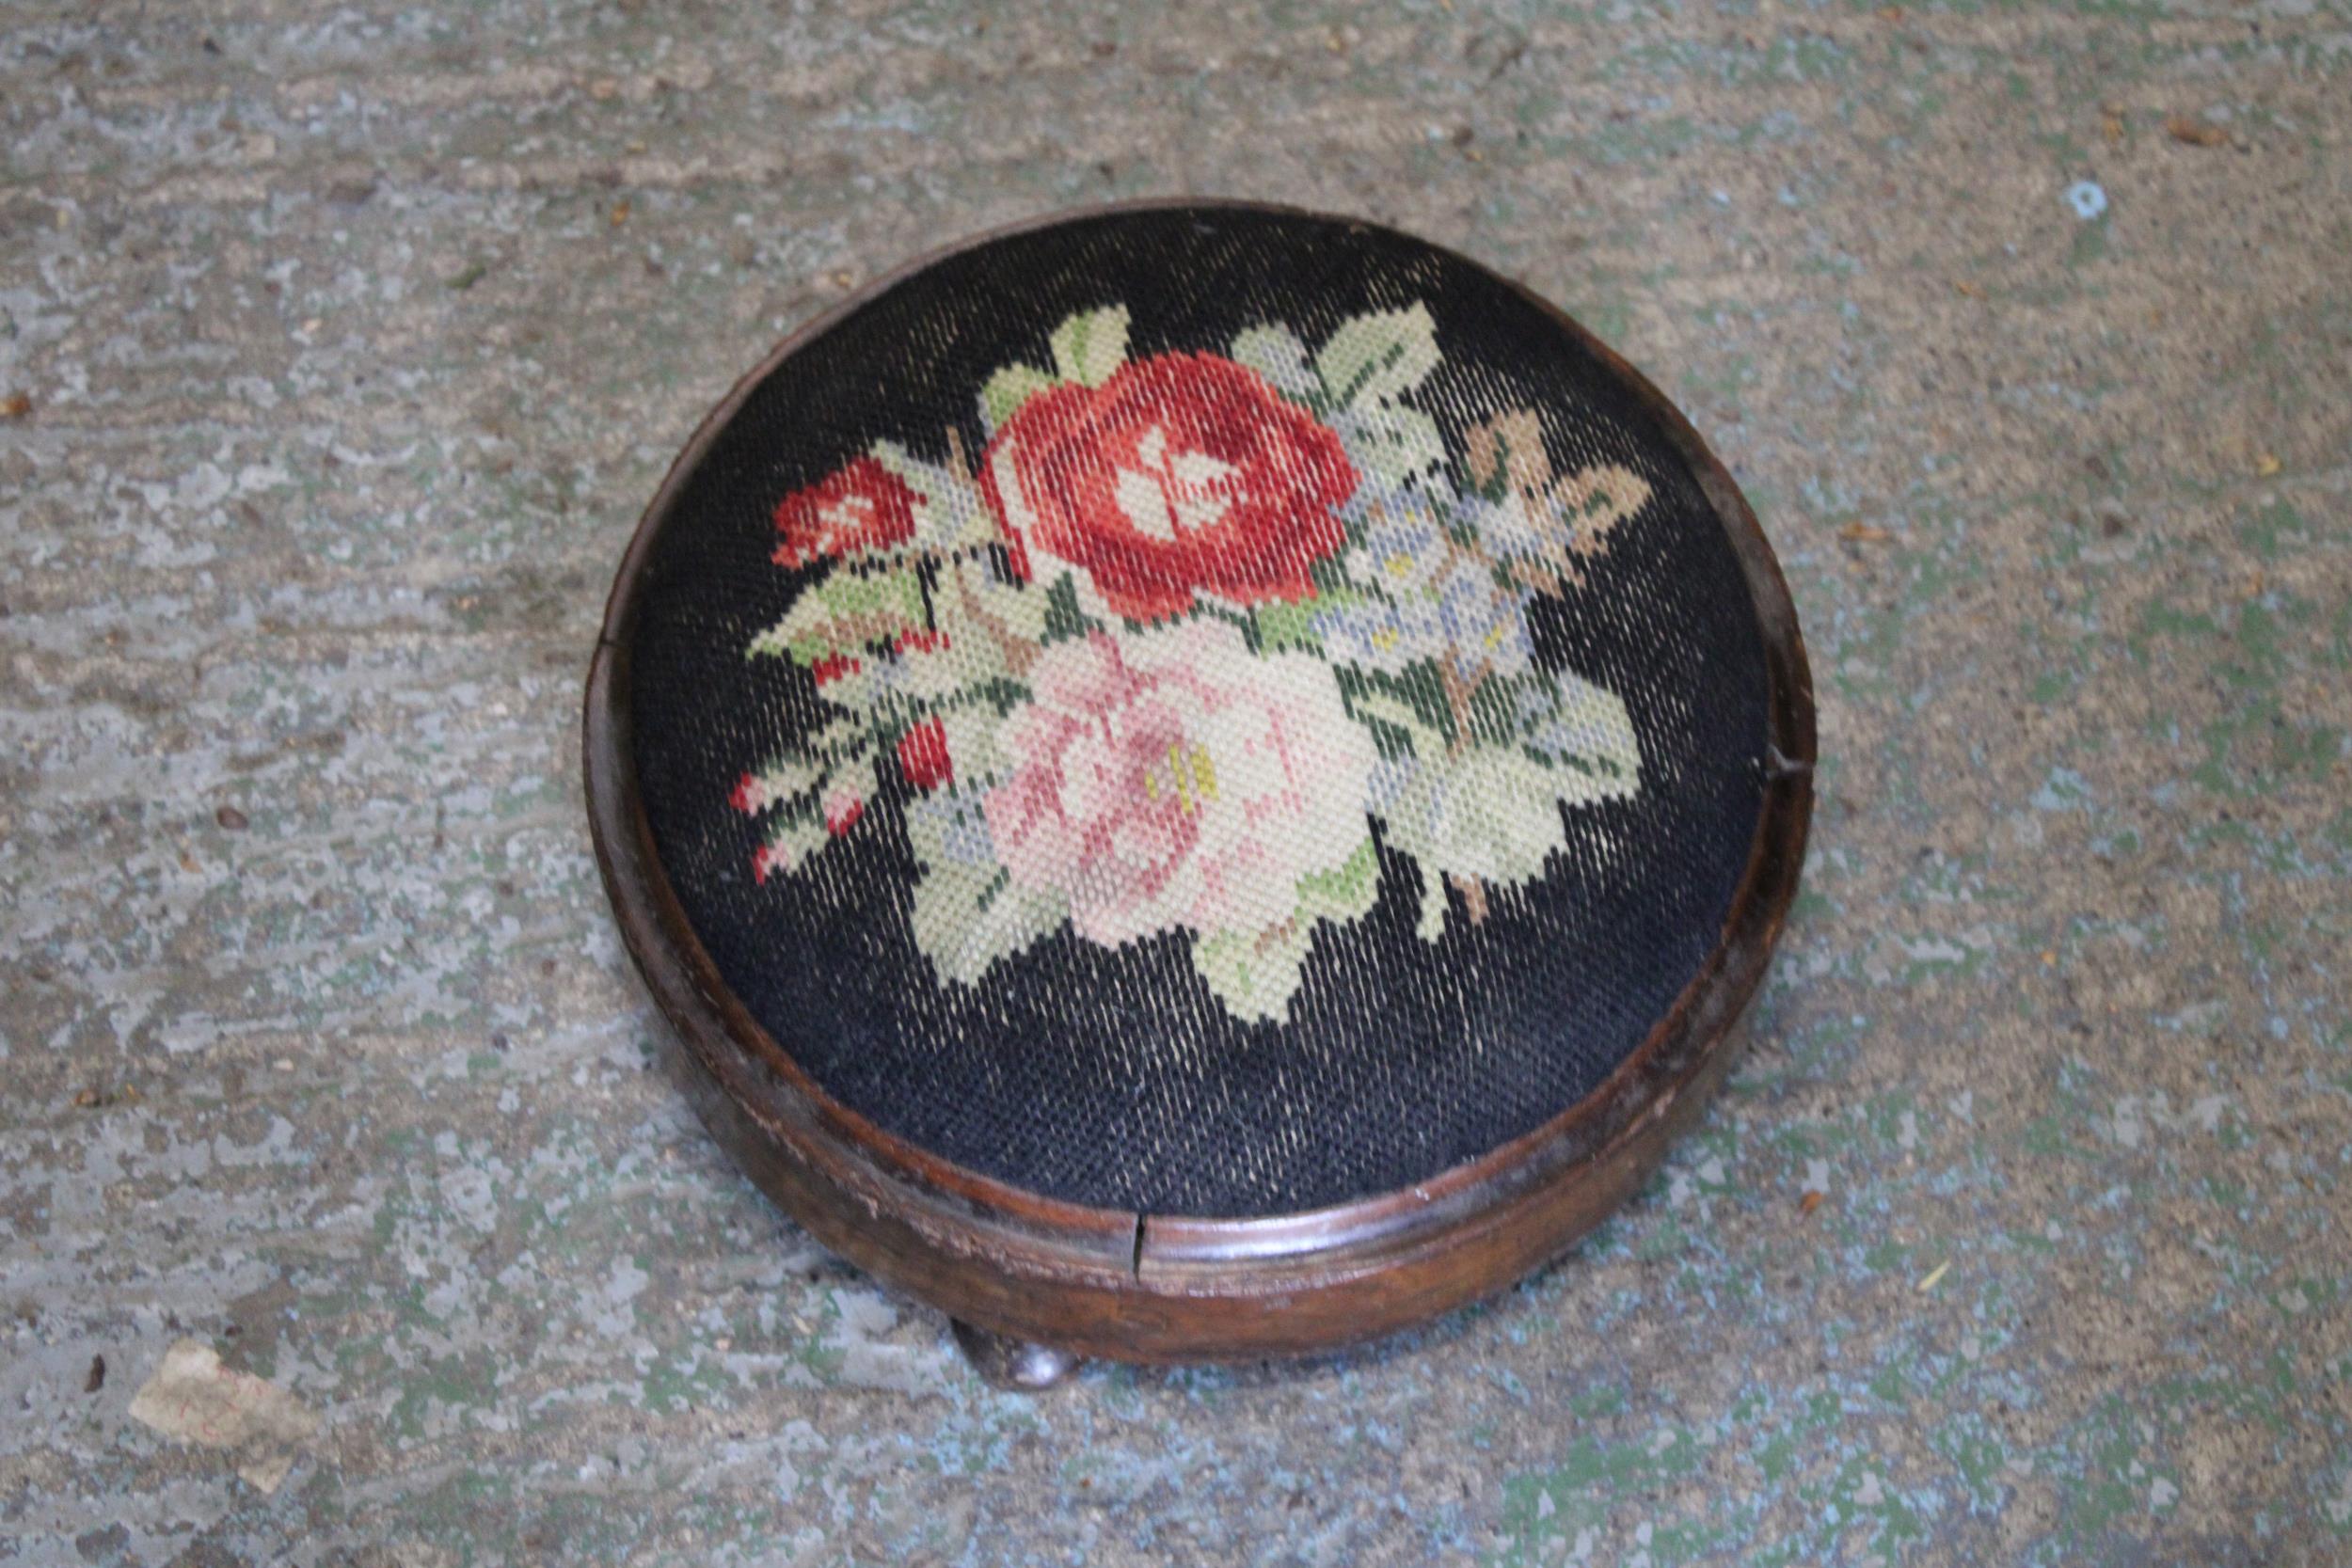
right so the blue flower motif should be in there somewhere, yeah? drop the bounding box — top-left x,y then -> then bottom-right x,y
1460,490 -> 1556,562
1436,560 -> 1534,678
1311,595 -> 1447,674
1342,486 -> 1453,599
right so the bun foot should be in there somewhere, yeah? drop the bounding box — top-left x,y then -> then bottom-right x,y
951,1320 -> 1080,1390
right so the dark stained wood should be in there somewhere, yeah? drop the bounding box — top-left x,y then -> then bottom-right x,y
582,198 -> 1815,1364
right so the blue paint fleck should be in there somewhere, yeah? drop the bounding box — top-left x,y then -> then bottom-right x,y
2065,182 -> 2107,220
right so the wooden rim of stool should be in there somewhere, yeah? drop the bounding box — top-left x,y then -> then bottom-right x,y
582,198 -> 1816,1365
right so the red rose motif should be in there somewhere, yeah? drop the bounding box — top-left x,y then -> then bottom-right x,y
979,353 -> 1358,622
772,456 -> 917,569
896,717 -> 953,793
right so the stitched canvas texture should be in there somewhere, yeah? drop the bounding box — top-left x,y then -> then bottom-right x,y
734,300 -> 1651,1024
624,208 -> 1772,1216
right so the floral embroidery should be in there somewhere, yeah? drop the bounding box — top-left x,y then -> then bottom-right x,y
771,455 -> 919,569
981,353 -> 1357,622
986,620 -> 1376,951
735,301 -> 1652,1022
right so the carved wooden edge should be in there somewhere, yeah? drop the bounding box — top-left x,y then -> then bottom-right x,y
581,197 -> 1816,1364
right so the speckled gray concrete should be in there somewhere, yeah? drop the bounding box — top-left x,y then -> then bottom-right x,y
4,3 -> 2347,1564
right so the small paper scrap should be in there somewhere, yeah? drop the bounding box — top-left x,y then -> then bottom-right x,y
127,1338 -> 321,1494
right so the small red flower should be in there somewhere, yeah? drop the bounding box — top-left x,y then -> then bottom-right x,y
730,772 -> 762,814
823,790 -> 865,836
772,456 -> 918,569
896,717 -> 953,793
979,353 -> 1358,622
892,629 -> 950,656
809,653 -> 862,687
751,842 -> 782,883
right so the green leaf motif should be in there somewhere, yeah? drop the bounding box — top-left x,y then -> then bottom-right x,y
935,702 -> 1012,785
1192,838 -> 1378,1024
1413,873 -> 1449,943
1317,304 -> 1439,408
808,710 -> 874,757
980,363 -> 1057,434
886,641 -> 990,705
1376,747 -> 1568,893
816,564 -> 927,629
867,439 -> 999,552
1296,837 -> 1380,927
1251,595 -> 1327,654
1193,921 -> 1317,1026
747,591 -> 845,663
1049,305 -> 1131,388
749,567 -> 928,666
905,797 -> 1066,986
1520,672 -> 1643,807
1230,324 -> 1323,404
755,815 -> 830,881
1041,571 -> 1091,643
936,552 -> 1050,657
740,752 -> 825,811
1338,402 -> 1448,487
1343,682 -> 1446,759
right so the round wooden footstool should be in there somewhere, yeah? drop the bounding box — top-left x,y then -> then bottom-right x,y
584,200 -> 1813,1386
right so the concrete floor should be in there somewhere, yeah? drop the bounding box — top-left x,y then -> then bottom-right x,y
4,2 -> 2348,1563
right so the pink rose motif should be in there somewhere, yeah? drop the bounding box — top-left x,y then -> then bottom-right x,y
984,619 -> 1376,948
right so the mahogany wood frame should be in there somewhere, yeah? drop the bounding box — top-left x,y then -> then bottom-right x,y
582,199 -> 1816,1365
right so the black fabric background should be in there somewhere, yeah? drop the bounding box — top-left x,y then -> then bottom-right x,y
623,207 -> 1770,1217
